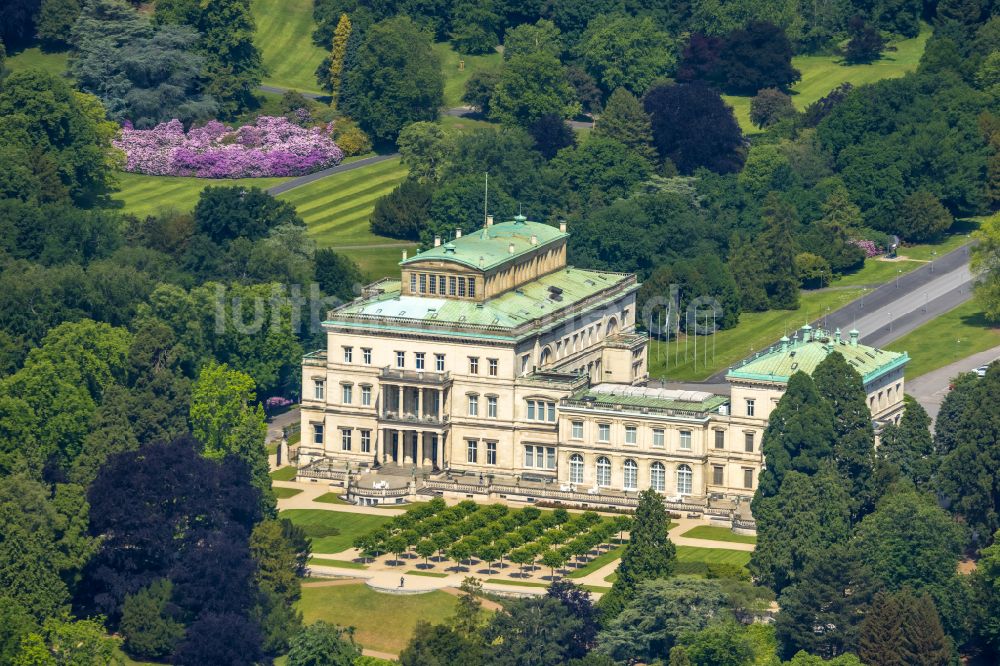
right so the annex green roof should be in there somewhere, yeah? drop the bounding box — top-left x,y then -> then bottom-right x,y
400,217 -> 567,271
328,267 -> 633,331
565,384 -> 729,415
726,326 -> 909,384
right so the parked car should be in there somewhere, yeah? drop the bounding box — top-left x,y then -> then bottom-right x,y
977,365 -> 989,378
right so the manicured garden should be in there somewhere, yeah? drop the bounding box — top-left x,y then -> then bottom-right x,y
281,508 -> 393,553
273,487 -> 302,499
269,466 -> 298,481
111,172 -> 289,218
298,584 -> 459,654
680,525 -> 757,545
253,0 -> 328,94
353,498 -> 632,578
723,23 -> 930,132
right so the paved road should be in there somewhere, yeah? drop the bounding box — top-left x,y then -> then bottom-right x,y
259,84 -> 329,102
266,153 -> 400,196
444,105 -> 596,130
906,345 -> 1000,420
705,242 -> 975,382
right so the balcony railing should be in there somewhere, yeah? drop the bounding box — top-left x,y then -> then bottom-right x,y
379,366 -> 451,384
380,410 -> 450,426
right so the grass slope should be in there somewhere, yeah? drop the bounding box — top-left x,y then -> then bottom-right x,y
886,300 -> 1000,378
5,46 -> 70,77
675,546 -> 752,576
280,508 -> 392,553
433,42 -> 504,108
111,172 -> 289,218
253,0 -> 328,93
299,584 -> 458,654
648,287 -> 866,382
724,24 -> 930,132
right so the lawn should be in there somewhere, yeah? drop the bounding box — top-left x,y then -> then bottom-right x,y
409,570 -> 449,577
433,42 -> 503,108
309,557 -> 369,569
253,0 -> 328,93
315,491 -> 350,504
274,487 -> 303,499
680,525 -> 757,545
886,300 -> 1000,379
298,584 -> 459,654
111,172 -> 289,218
648,287 -> 866,381
5,46 -> 70,77
281,508 -> 392,553
723,24 -> 929,132
270,466 -> 298,481
675,546 -> 752,576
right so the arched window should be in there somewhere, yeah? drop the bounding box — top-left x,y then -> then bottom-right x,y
650,462 -> 665,492
607,317 -> 619,336
677,464 -> 692,495
569,454 -> 584,484
623,459 -> 638,490
596,456 -> 611,487
539,346 -> 552,367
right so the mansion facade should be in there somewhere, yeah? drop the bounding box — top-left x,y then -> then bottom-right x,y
298,216 -> 908,505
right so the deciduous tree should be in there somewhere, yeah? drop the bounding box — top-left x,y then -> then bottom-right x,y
491,52 -> 580,128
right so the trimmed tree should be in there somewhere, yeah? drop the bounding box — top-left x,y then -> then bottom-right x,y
327,13 -> 351,109
599,489 -> 675,619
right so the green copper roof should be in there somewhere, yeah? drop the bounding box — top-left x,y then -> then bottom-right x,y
726,327 -> 909,384
329,267 -> 632,330
565,384 -> 729,414
401,218 -> 567,271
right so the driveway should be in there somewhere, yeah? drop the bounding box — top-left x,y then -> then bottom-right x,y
906,345 -> 1000,421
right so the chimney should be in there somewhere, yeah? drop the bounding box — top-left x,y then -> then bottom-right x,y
530,234 -> 538,246
835,328 -> 841,343
559,221 -> 567,233
508,242 -> 515,254
779,335 -> 790,351
801,324 -> 812,343
402,249 -> 407,261
434,235 -> 441,247
486,214 -> 494,227
849,329 -> 859,346
455,229 -> 462,239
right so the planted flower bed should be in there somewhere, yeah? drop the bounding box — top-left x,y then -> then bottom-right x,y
114,116 -> 344,178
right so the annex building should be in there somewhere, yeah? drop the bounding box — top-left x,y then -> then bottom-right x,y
298,216 -> 908,510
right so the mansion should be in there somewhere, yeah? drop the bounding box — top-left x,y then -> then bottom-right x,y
298,216 -> 908,506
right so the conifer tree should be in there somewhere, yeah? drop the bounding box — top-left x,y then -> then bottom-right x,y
877,399 -> 935,490
812,351 -> 876,520
756,372 -> 836,500
328,13 -> 351,109
759,193 -> 801,309
599,489 -> 675,619
899,591 -> 951,666
858,591 -> 905,666
593,88 -> 656,164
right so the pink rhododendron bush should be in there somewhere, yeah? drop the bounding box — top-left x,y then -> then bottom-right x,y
114,117 -> 345,178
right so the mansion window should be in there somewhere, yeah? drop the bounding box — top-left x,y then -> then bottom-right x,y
625,426 -> 637,445
361,386 -> 372,406
419,273 -> 426,293
745,432 -> 755,453
486,441 -> 497,465
435,354 -> 445,372
361,430 -> 371,453
395,351 -> 405,368
341,429 -> 352,451
596,456 -> 612,487
713,465 -> 724,485
744,468 -> 754,489
524,445 -> 556,470
745,399 -> 755,417
342,384 -> 352,404
458,278 -> 466,297
487,396 -> 498,418
362,348 -> 372,364
415,352 -> 425,370
623,459 -> 638,490
526,400 -> 555,422
598,423 -> 610,442
429,274 -> 437,294
410,273 -> 417,293
677,464 -> 693,495
652,429 -> 665,448
343,346 -> 353,363
488,358 -> 498,376
468,394 -> 479,417
468,279 -> 476,298
569,454 -> 584,484
469,357 -> 479,374
571,421 -> 583,439
449,276 -> 457,296
679,430 -> 692,450
650,462 -> 665,492
715,430 -> 725,449
314,380 -> 325,401
467,440 -> 478,463
313,423 -> 324,445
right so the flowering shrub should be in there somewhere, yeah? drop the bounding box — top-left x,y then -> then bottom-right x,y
851,239 -> 881,258
114,116 -> 344,178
